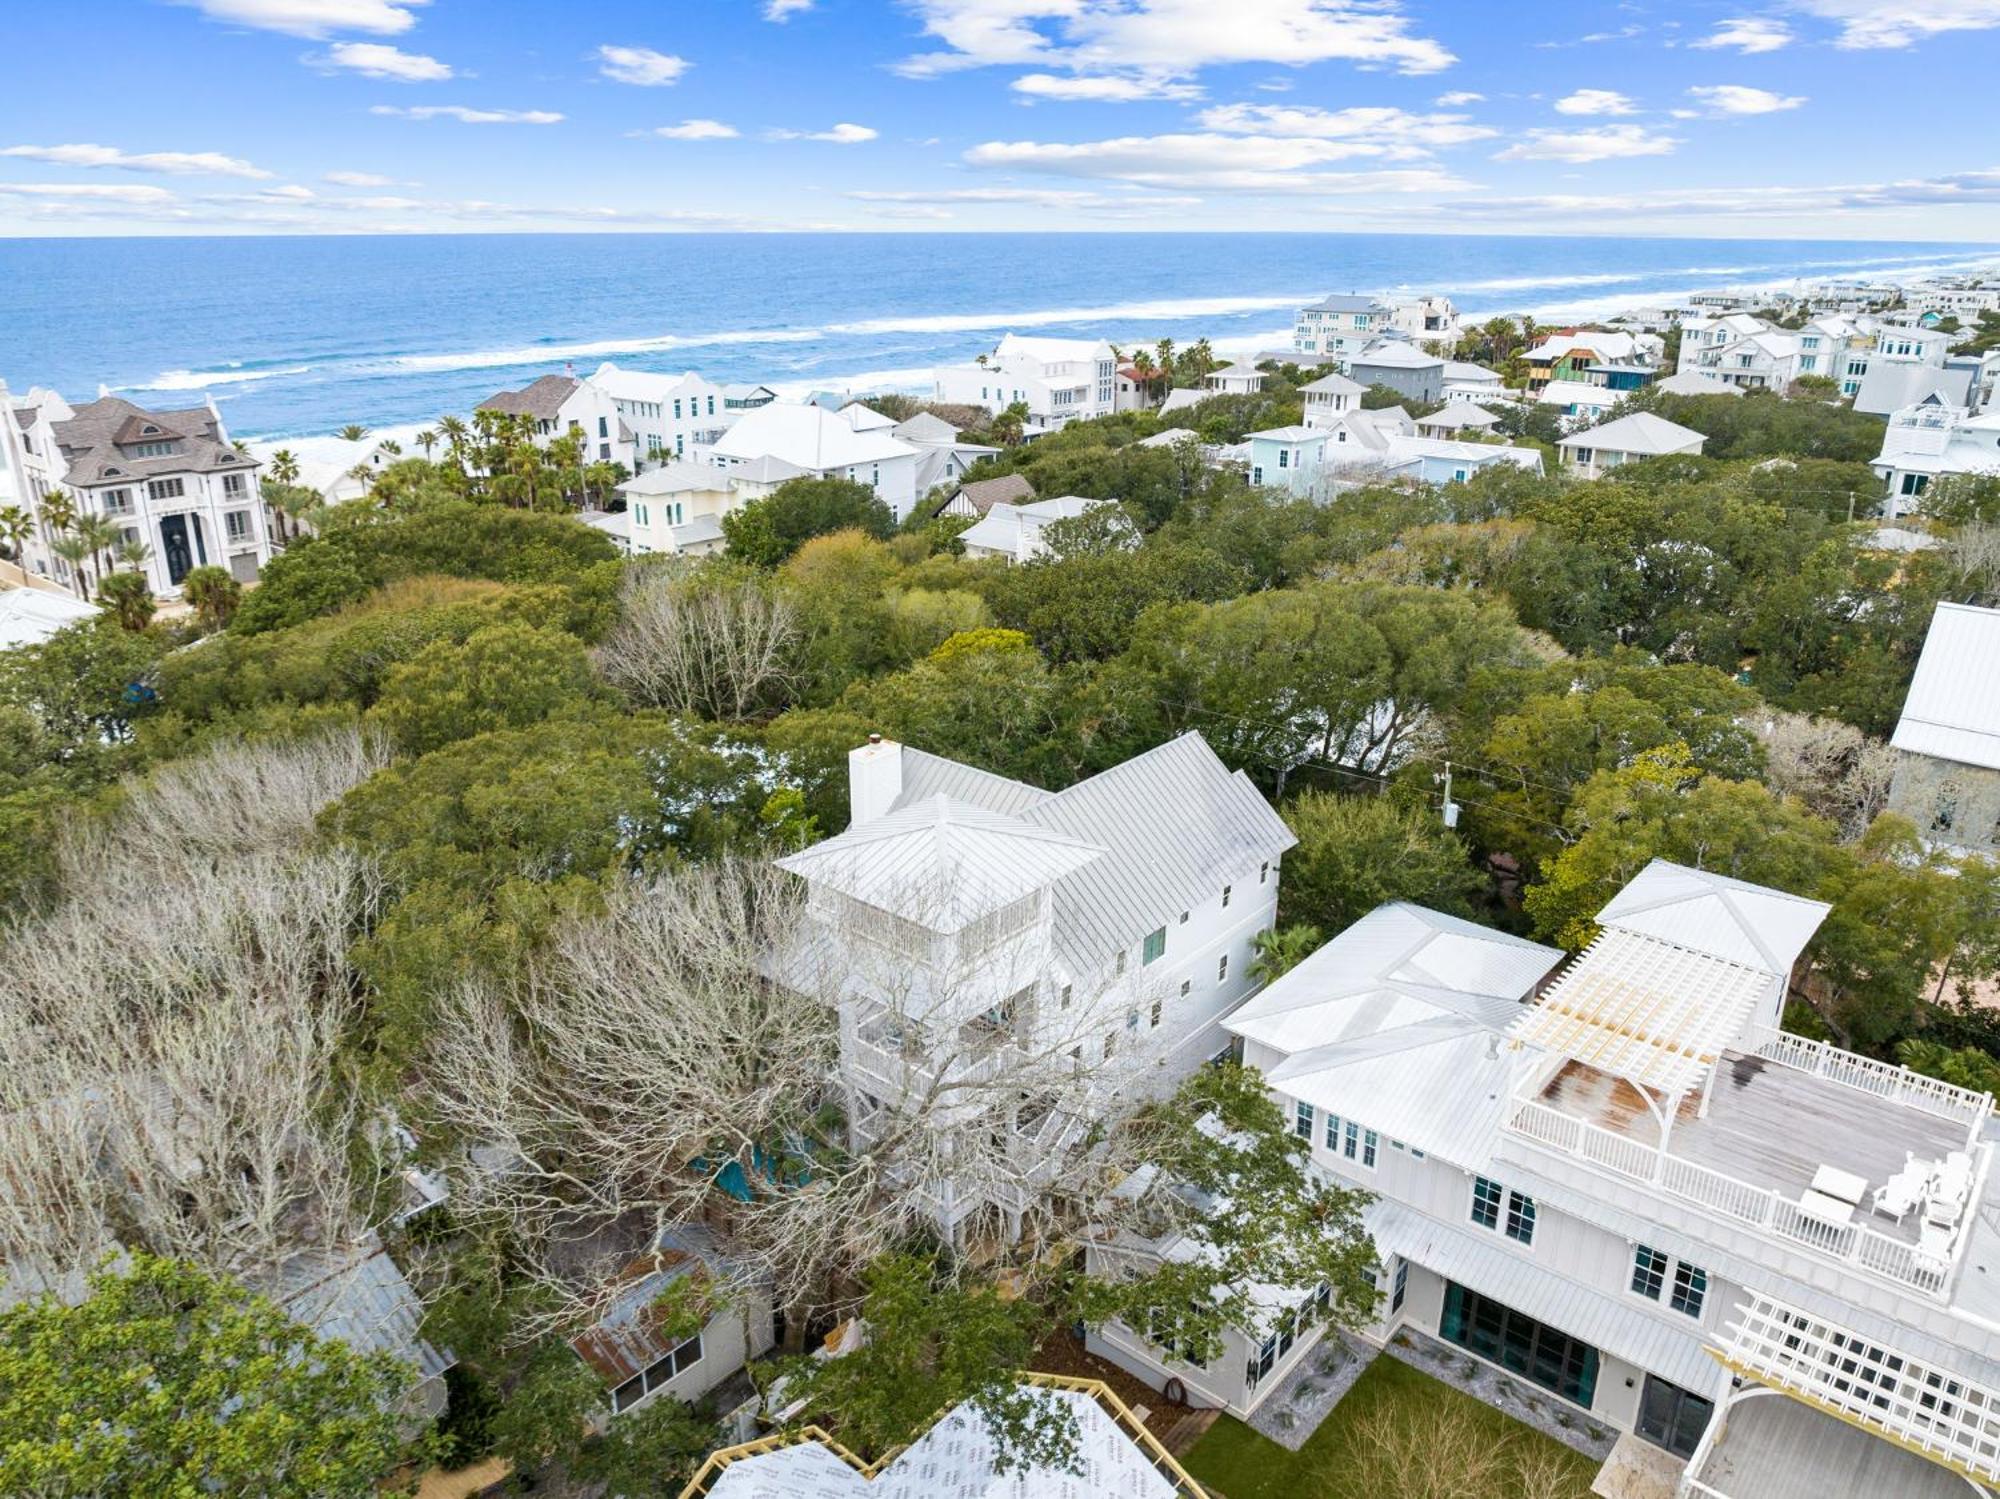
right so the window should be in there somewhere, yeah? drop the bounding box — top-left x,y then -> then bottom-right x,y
1103,1033 -> 1116,1060
1277,449 -> 1289,469
1126,1008 -> 1140,1034
1115,949 -> 1127,976
1901,472 -> 1930,497
610,1332 -> 704,1413
1669,1261 -> 1707,1319
1178,910 -> 1189,924
1471,1176 -> 1504,1230
1440,1283 -> 1598,1408
1150,997 -> 1162,1028
1295,1101 -> 1314,1140
1217,953 -> 1229,983
1505,1192 -> 1536,1245
224,510 -> 250,543
101,489 -> 133,515
222,472 -> 246,496
1221,884 -> 1232,908
131,440 -> 177,458
1142,927 -> 1166,965
1345,1119 -> 1378,1169
598,416 -> 609,438
1631,1245 -> 1668,1301
1179,979 -> 1191,997
1260,861 -> 1270,884
1324,1111 -> 1342,1151
148,477 -> 185,501
1391,1259 -> 1408,1314
1060,984 -> 1073,1010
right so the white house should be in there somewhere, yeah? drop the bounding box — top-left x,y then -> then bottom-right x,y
956,495 -> 1119,563
1382,435 -> 1542,486
1557,411 -> 1707,478
1442,361 -> 1507,402
773,732 -> 1294,1245
879,410 -> 999,499
1871,396 -> 2000,516
1653,371 -> 1744,398
587,364 -> 729,467
1133,860 -> 2000,1499
1295,293 -> 1461,364
1885,600 -> 2000,858
1853,328 -> 1978,417
615,461 -> 745,556
1676,313 -> 1772,373
708,401 -> 920,522
1299,370 -> 1365,431
1203,362 -> 1267,397
1536,381 -> 1625,423
1415,400 -> 1501,439
1247,426 -> 1330,495
0,585 -> 98,649
931,334 -> 1118,430
479,373 -> 634,469
7,390 -> 272,598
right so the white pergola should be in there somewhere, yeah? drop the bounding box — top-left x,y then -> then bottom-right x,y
1513,927 -> 1771,1145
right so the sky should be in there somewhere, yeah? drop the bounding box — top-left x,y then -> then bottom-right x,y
3,0 -> 2000,239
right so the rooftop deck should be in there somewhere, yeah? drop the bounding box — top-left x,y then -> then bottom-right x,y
1687,1392 -> 1970,1499
1538,1052 -> 1965,1249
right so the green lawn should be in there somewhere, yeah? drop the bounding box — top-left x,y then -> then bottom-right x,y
1181,1354 -> 1601,1499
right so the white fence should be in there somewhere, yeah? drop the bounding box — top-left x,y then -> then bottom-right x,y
1744,1027 -> 1993,1135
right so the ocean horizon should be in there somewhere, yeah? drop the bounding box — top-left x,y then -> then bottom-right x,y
5,230 -> 1997,441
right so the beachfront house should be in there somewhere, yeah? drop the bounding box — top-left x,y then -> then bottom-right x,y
956,494 -> 1123,563
931,333 -> 1118,431
1294,293 -> 1461,365
588,365 -> 729,467
1247,426 -> 1330,496
1871,396 -> 2000,515
1557,411 -> 1706,478
1886,601 -> 2000,858
1347,342 -> 1444,406
1203,363 -> 1267,397
708,401 -> 919,522
3,387 -> 272,598
1200,859 -> 2000,1499
479,373 -> 633,469
772,732 -> 1293,1247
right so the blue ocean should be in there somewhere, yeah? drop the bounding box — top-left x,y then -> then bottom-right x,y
3,232 -> 1996,440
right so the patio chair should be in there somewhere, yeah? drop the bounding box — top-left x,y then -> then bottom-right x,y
1872,1167 -> 1925,1223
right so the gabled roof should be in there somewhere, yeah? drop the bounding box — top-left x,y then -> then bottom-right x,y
992,332 -> 1112,365
619,459 -> 733,497
1891,601 -> 2000,771
1596,858 -> 1830,975
838,403 -> 897,433
478,373 -> 579,420
1444,360 -> 1501,382
1206,361 -> 1265,382
1351,341 -> 1444,371
1557,410 -> 1707,455
892,411 -> 960,445
1655,371 -> 1745,397
49,396 -> 253,488
1248,424 -> 1324,443
1299,371 -> 1365,396
0,588 -> 99,650
588,363 -> 717,402
941,472 -> 1034,515
1302,293 -> 1385,313
712,402 -> 916,472
775,795 -> 1106,932
1417,399 -> 1501,430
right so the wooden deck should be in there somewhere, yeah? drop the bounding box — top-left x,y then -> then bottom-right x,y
1540,1053 -> 1965,1245
1694,1394 -> 1968,1499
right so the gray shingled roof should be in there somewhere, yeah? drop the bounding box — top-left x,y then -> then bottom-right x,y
478,373 -> 579,420
50,397 -> 255,489
883,733 -> 1296,975
939,472 -> 1034,516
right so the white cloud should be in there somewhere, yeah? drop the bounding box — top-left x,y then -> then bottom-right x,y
1434,90 -> 1484,105
637,119 -> 740,140
172,0 -> 426,38
0,143 -> 272,179
1794,0 -> 2000,49
768,122 -> 878,143
370,105 -> 564,124
1197,103 -> 1497,154
259,184 -> 317,200
1685,83 -> 1806,114
1439,166 -> 2000,222
1690,16 -> 1794,52
1553,88 -> 1637,115
596,45 -> 689,86
1012,73 -> 1204,101
965,131 -> 1471,193
893,0 -> 1454,80
0,182 -> 178,203
1495,124 -> 1679,162
847,186 -> 1201,210
323,169 -> 406,185
312,41 -> 453,80
765,0 -> 813,17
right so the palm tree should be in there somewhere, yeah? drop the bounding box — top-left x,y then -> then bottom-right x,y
268,449 -> 301,486
37,489 -> 76,554
1250,925 -> 1324,986
50,533 -> 94,598
416,429 -> 438,461
1186,338 -> 1217,381
379,438 -> 403,457
347,462 -> 378,499
437,415 -> 470,471
73,513 -> 122,590
1154,338 -> 1178,388
337,424 -> 369,443
113,536 -> 152,573
96,570 -> 155,632
1130,350 -> 1157,406
0,505 -> 31,563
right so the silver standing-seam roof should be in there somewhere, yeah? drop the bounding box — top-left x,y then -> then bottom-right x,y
1596,859 -> 1830,976
269,1235 -> 452,1385
1891,602 -> 2000,771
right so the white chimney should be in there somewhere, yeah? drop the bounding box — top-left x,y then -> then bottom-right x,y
848,735 -> 903,827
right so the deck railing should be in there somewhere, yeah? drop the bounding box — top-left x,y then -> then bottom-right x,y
1744,1027 -> 1993,1134
1505,1096 -> 1961,1297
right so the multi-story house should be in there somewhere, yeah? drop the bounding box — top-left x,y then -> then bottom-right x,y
478,373 -> 634,469
1886,600 -> 2000,858
6,389 -> 271,597
1871,395 -> 2000,515
1676,314 -> 1771,375
773,732 -> 1295,1247
930,334 -> 1118,431
1298,371 -> 1364,431
707,401 -> 920,522
1854,327 -> 1980,416
1525,330 -> 1661,393
1294,294 -> 1462,364
1124,861 -> 2000,1499
1347,341 -> 1444,405
587,364 -> 729,468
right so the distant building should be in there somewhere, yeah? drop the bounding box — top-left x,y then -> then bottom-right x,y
479,373 -> 634,469
1348,341 -> 1445,406
1415,401 -> 1502,439
1246,425 -> 1330,495
1298,371 -> 1365,431
1872,397 -> 2000,516
931,471 -> 1035,521
931,333 -> 1119,431
1887,601 -> 2000,856
588,364 -> 729,467
1294,293 -> 1461,364
1203,362 -> 1267,397
708,401 -> 920,522
1525,330 -> 1661,392
1557,411 -> 1706,478
956,494 -> 1120,563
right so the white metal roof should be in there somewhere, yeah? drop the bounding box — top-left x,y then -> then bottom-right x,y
1596,859 -> 1829,976
0,588 -> 98,650
589,363 -> 715,401
1352,341 -> 1443,370
1369,1202 -> 1719,1394
1417,400 -> 1501,430
1557,411 -> 1707,455
1299,371 -> 1365,395
993,332 -> 1114,365
704,1387 -> 1181,1498
775,795 -> 1104,932
1511,928 -> 1769,1099
712,402 -> 916,472
1892,602 -> 2000,772
619,460 -> 733,496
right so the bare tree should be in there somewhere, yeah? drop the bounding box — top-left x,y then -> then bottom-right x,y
595,563 -> 800,721
1757,710 -> 1896,839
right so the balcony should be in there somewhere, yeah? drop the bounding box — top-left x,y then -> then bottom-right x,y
1506,1029 -> 1992,1298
